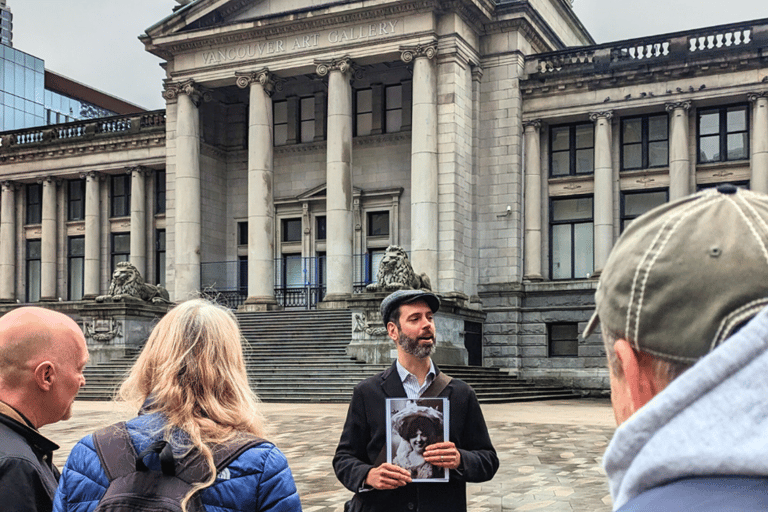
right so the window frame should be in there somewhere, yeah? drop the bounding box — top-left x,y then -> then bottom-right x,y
620,114 -> 669,171
111,232 -> 130,273
354,87 -> 374,137
620,188 -> 669,232
67,235 -> 85,300
299,96 -> 316,144
547,322 -> 579,357
110,174 -> 131,218
67,178 -> 86,221
155,170 -> 166,215
367,211 -> 390,238
549,122 -> 595,177
273,99 -> 288,146
26,239 -> 41,303
384,84 -> 403,134
697,104 -> 750,164
549,195 -> 594,280
281,218 -> 302,243
26,183 -> 42,225
155,229 -> 166,288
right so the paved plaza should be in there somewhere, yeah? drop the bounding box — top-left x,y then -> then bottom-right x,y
42,399 -> 616,511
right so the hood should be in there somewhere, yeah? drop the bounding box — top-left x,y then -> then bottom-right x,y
603,306 -> 768,510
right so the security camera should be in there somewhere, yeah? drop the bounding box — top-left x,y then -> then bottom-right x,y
506,205 -> 511,213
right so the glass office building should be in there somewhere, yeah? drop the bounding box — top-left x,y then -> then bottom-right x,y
0,0 -> 10,47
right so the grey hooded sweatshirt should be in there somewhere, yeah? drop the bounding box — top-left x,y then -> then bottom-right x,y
603,305 -> 768,511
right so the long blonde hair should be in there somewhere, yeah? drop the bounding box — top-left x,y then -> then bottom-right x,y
119,299 -> 265,510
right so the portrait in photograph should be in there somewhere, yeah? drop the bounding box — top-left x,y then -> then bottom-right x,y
386,398 -> 450,482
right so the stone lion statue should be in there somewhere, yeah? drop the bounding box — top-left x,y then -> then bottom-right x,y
95,261 -> 171,304
366,245 -> 432,292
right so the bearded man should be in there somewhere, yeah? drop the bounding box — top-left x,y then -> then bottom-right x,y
333,290 -> 498,512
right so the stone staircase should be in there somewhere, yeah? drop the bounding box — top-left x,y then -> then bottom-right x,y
79,309 -> 580,403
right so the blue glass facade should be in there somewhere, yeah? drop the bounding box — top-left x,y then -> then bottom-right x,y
0,44 -> 44,130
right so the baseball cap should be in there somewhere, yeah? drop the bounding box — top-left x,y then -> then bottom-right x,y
583,184 -> 768,363
380,290 -> 440,327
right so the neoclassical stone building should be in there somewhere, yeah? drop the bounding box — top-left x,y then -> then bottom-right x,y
0,0 -> 766,389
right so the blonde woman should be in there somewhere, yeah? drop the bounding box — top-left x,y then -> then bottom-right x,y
53,299 -> 302,512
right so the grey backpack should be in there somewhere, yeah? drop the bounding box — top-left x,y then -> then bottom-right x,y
92,421 -> 265,512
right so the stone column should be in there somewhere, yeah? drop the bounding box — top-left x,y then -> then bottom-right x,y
590,111 -> 614,273
523,120 -> 543,281
236,69 -> 279,310
402,43 -> 439,286
129,167 -> 148,277
666,101 -> 691,200
40,177 -> 58,301
0,181 -> 16,302
164,80 -> 205,301
749,93 -> 768,193
316,57 -> 356,302
82,172 -> 101,298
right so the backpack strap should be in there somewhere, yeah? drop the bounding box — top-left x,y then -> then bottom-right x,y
92,422 -> 139,482
173,434 -> 268,484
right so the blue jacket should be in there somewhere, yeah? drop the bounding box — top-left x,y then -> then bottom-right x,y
52,413 -> 302,512
616,476 -> 768,511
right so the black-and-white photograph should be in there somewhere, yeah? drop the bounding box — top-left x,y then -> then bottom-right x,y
386,398 -> 450,482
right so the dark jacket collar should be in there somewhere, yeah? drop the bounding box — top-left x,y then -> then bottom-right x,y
0,401 -> 59,453
380,359 -> 443,397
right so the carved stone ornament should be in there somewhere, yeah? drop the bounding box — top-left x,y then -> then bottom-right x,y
95,261 -> 171,305
748,91 -> 768,102
400,42 -> 438,63
315,56 -> 364,80
1,181 -> 15,193
162,79 -> 211,106
665,100 -> 692,112
365,245 -> 432,293
80,171 -> 102,182
83,318 -> 122,343
523,119 -> 542,130
235,68 -> 283,95
589,111 -> 614,122
353,312 -> 388,337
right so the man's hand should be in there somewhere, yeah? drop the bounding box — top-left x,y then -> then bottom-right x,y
423,441 -> 461,470
365,463 -> 412,490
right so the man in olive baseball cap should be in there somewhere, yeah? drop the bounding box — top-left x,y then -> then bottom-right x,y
591,184 -> 768,511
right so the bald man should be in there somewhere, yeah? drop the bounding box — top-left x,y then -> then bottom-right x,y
0,307 -> 88,512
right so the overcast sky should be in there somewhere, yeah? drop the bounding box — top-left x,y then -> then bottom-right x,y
7,0 -> 768,111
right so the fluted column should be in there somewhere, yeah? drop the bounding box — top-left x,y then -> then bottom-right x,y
666,101 -> 691,200
164,79 -> 205,301
402,43 -> 439,286
316,57 -> 356,300
590,111 -> 614,273
82,172 -> 101,298
749,92 -> 768,193
0,181 -> 16,302
40,177 -> 57,301
523,120 -> 543,281
236,69 -> 279,309
129,167 -> 148,277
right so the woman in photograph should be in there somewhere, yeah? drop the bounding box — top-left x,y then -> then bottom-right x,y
392,405 -> 443,479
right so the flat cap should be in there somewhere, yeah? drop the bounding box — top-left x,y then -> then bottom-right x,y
380,290 -> 440,326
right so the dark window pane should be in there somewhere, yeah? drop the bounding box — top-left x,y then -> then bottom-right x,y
238,222 -> 248,246
624,191 -> 667,218
283,218 -> 302,242
552,197 -> 592,222
316,216 -> 326,240
386,85 -> 402,110
727,133 -> 748,160
113,233 -> 130,253
357,112 -> 373,137
700,135 -> 720,162
273,101 -> 287,124
549,323 -> 579,357
727,108 -> 747,132
300,120 -> 315,143
623,144 -> 642,170
386,109 -> 402,133
699,112 -> 719,135
69,236 -> 85,256
575,149 -> 594,174
274,124 -> 288,146
27,239 -> 41,259
649,115 -> 668,140
623,118 -> 642,144
368,211 -> 389,237
551,127 -> 570,151
575,124 -> 593,149
649,141 -> 668,167
356,89 -> 372,113
300,97 -> 315,121
551,152 -> 570,176
156,170 -> 166,214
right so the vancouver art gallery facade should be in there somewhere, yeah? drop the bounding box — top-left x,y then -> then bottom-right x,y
0,0 -> 766,390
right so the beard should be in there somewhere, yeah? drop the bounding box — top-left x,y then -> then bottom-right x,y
398,331 -> 436,359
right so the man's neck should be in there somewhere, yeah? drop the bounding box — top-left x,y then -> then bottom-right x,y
398,353 -> 432,385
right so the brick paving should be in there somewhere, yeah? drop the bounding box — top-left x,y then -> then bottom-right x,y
42,399 -> 616,511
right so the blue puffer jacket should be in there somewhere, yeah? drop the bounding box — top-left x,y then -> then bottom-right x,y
52,413 -> 302,512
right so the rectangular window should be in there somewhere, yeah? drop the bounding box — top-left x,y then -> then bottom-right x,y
238,255 -> 248,293
367,249 -> 386,284
698,105 -> 749,163
367,211 -> 390,237
110,175 -> 131,218
621,114 -> 669,171
282,218 -> 302,242
283,254 -> 303,288
273,100 -> 288,146
26,239 -> 41,303
621,190 -> 668,231
315,216 -> 326,241
385,84 -> 403,133
111,233 -> 130,273
68,236 -> 84,300
237,221 -> 248,246
355,88 -> 373,137
550,196 -> 593,280
26,183 -> 41,224
156,230 -> 166,287
155,170 -> 166,214
299,96 -> 315,143
68,179 -> 86,221
548,323 -> 579,357
550,123 -> 594,176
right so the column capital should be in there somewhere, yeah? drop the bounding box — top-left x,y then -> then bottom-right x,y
748,91 -> 768,102
589,111 -> 614,122
127,165 -> 151,177
0,181 -> 16,192
665,100 -> 692,112
37,176 -> 60,186
523,119 -> 542,130
400,42 -> 438,63
315,56 -> 363,80
80,171 -> 103,181
162,79 -> 211,106
235,68 -> 283,95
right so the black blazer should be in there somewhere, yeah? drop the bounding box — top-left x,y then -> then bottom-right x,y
333,362 -> 499,512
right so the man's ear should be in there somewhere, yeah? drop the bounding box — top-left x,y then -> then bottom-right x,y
614,339 -> 659,413
34,361 -> 55,392
387,321 -> 399,342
